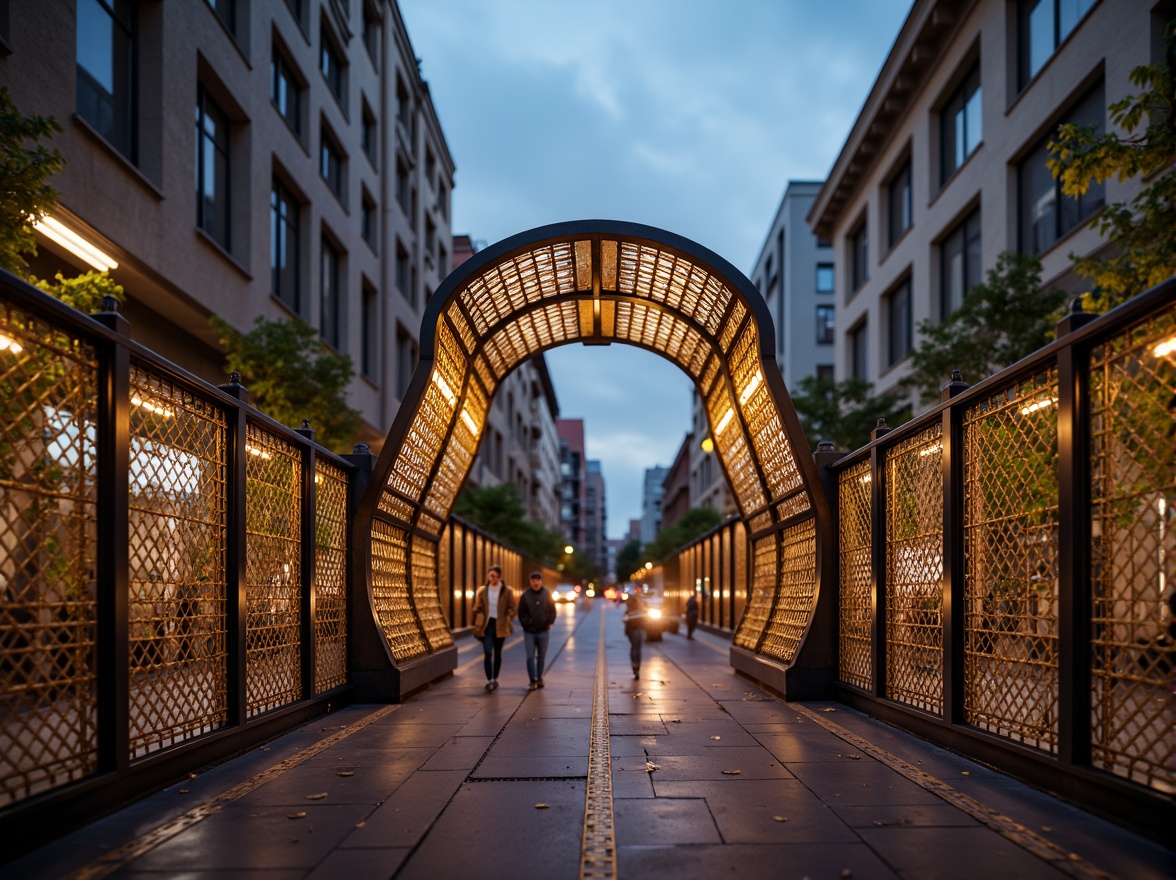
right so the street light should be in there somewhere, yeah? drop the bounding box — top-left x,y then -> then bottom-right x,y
564,545 -> 574,555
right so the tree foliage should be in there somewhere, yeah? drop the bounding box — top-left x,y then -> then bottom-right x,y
0,87 -> 64,275
1047,24 -> 1176,309
790,375 -> 910,453
212,314 -> 362,452
615,539 -> 642,583
30,270 -> 124,313
644,506 -> 724,562
902,252 -> 1068,405
453,481 -> 566,565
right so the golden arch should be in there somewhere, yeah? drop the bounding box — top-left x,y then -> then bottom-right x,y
352,221 -> 834,698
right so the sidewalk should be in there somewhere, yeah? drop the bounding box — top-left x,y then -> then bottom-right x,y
3,601 -> 1170,880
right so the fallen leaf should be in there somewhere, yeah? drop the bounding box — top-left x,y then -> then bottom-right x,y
849,754 -> 861,760
534,803 -> 549,809
821,707 -> 837,713
306,792 -> 328,800
773,816 -> 787,822
670,719 -> 681,723
710,736 -> 721,741
961,771 -> 970,776
722,769 -> 742,775
645,762 -> 660,773
841,870 -> 853,878
337,771 -> 354,777
178,789 -> 189,794
288,812 -> 307,820
187,773 -> 197,779
1042,826 -> 1053,832
355,822 -> 366,829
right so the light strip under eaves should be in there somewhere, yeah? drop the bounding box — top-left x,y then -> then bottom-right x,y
32,215 -> 119,272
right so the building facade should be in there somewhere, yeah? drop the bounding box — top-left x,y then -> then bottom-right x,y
0,0 -> 452,450
557,418 -> 587,547
584,460 -> 606,569
660,431 -> 693,532
640,465 -> 668,544
750,180 -> 836,389
809,0 -> 1157,409
689,387 -> 737,517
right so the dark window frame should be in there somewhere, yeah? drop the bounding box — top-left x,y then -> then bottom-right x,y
940,63 -> 982,184
887,157 -> 913,248
361,190 -> 377,249
885,278 -> 913,368
320,124 -> 345,199
816,304 -> 835,346
319,19 -> 345,104
196,83 -> 231,250
320,235 -> 342,350
76,0 -> 137,162
271,43 -> 304,137
816,262 -> 835,294
850,218 -> 869,294
361,280 -> 378,380
271,176 -> 301,313
940,207 -> 981,320
849,320 -> 869,381
1018,0 -> 1097,89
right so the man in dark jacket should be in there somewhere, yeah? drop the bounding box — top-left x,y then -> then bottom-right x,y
517,571 -> 557,690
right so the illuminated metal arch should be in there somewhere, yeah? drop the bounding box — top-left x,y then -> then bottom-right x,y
352,221 -> 834,698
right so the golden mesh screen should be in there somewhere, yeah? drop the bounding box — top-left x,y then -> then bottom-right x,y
839,461 -> 873,690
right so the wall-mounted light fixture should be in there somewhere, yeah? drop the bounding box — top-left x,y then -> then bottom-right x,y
32,215 -> 119,272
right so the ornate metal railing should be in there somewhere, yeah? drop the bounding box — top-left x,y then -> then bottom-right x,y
0,270 -> 354,848
828,279 -> 1175,836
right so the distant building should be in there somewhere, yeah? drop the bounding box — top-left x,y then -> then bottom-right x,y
628,520 -> 643,543
690,388 -> 737,517
604,538 -> 625,583
641,466 -> 668,544
557,419 -> 587,547
809,0 -> 1155,413
660,432 -> 693,531
751,181 -> 836,390
584,460 -> 606,568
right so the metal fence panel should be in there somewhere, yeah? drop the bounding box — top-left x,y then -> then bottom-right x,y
313,459 -> 347,693
839,460 -> 873,690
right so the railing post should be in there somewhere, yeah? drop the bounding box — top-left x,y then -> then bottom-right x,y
219,373 -> 249,726
1056,305 -> 1094,768
941,371 -> 970,724
870,419 -> 892,698
94,299 -> 130,772
297,420 -> 317,699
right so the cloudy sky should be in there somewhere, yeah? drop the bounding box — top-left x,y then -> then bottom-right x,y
400,0 -> 912,538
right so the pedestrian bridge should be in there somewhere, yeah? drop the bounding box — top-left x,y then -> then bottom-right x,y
0,222 -> 1172,862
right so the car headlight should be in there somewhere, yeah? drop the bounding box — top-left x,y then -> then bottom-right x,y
648,608 -> 662,619
552,590 -> 560,600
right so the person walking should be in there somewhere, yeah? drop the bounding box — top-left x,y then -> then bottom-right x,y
517,571 -> 557,690
623,591 -> 648,680
472,565 -> 516,692
685,592 -> 699,640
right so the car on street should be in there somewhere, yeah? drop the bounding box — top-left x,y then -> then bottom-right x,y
552,584 -> 577,604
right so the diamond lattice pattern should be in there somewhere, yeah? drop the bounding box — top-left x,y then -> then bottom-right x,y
839,461 -> 873,690
314,460 -> 347,693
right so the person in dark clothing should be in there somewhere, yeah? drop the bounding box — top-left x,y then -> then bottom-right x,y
685,592 -> 699,640
517,571 -> 557,689
623,592 -> 648,680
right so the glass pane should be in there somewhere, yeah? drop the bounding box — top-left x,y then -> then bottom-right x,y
965,87 -> 982,156
77,0 -> 115,93
1028,0 -> 1054,80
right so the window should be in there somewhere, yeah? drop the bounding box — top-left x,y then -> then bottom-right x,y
271,178 -> 300,312
361,191 -> 376,248
77,0 -> 135,161
271,45 -> 303,136
437,182 -> 448,220
361,282 -> 378,380
425,146 -> 436,187
941,64 -> 981,183
850,321 -> 869,381
1019,83 -> 1105,254
396,156 -> 410,214
438,242 -> 448,276
320,23 -> 344,103
1019,0 -> 1096,87
196,85 -> 231,250
885,280 -> 912,367
816,305 -> 835,345
206,0 -> 235,35
396,76 -> 410,128
816,263 -> 834,293
320,127 -> 344,198
425,216 -> 436,260
362,3 -> 380,68
887,158 -> 912,247
361,102 -> 377,165
396,324 -> 416,398
320,237 -> 341,349
284,0 -> 305,26
395,239 -> 411,302
816,364 -> 835,383
850,219 -> 869,293
817,237 -> 832,249
940,208 -> 981,319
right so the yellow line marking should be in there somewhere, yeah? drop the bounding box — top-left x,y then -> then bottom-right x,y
66,704 -> 401,880
793,705 -> 1119,880
580,606 -> 616,880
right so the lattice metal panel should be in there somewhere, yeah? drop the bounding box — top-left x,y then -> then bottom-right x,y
482,301 -> 580,380
411,536 -> 453,651
126,365 -> 228,757
963,371 -> 1059,750
885,426 -> 944,715
1089,307 -> 1176,791
424,372 -> 487,522
244,424 -> 302,717
314,460 -> 347,693
370,519 -> 428,661
706,381 -> 766,515
460,242 -> 577,334
759,520 -> 816,663
734,537 -> 776,650
384,380 -> 450,511
611,300 -> 712,378
839,461 -> 873,690
614,242 -> 733,337
0,304 -> 98,808
733,520 -> 748,627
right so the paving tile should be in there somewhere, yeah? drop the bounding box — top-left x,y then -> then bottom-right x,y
303,847 -> 411,880
396,781 -> 585,880
753,730 -> 868,762
857,826 -> 1070,879
420,736 -> 494,771
614,797 -> 721,845
661,720 -> 762,748
610,735 -> 658,757
641,749 -> 792,781
715,700 -> 805,724
654,779 -> 858,844
608,715 -> 669,735
342,722 -> 465,749
832,803 -> 980,828
611,764 -> 656,799
786,760 -> 945,806
616,842 -> 900,879
471,755 -> 588,778
113,871 -> 304,879
340,770 -> 466,849
236,748 -> 433,805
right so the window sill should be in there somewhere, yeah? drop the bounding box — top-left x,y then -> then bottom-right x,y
881,226 -> 913,264
1028,205 -> 1106,263
271,103 -> 311,157
195,227 -> 252,280
360,372 -> 380,390
71,115 -> 165,199
271,292 -> 305,322
929,142 -> 984,210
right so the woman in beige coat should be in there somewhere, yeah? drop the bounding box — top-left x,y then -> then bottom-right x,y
472,565 -> 517,691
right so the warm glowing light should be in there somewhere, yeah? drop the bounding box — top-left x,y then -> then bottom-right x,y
648,608 -> 662,619
130,394 -> 174,418
738,370 -> 763,405
714,408 -> 734,436
33,215 -> 119,272
860,474 -> 872,484
700,435 -> 714,453
644,561 -> 653,570
246,445 -> 271,460
1153,335 -> 1176,358
918,443 -> 942,457
586,588 -> 596,598
1020,397 -> 1057,416
431,371 -> 456,406
0,333 -> 23,355
459,408 -> 479,435
564,545 -> 575,555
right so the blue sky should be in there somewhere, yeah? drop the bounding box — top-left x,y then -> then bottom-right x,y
400,0 -> 912,537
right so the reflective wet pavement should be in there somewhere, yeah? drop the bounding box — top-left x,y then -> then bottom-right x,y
3,602 -> 1171,880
